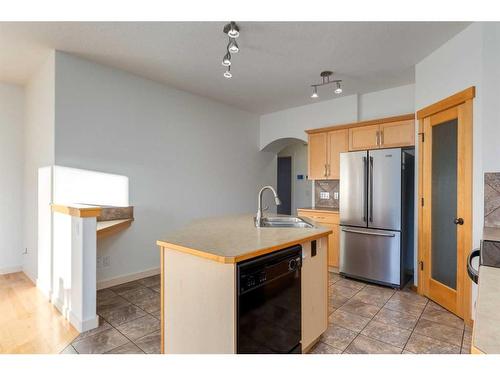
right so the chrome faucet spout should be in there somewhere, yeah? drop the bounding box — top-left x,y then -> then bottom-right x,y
255,186 -> 281,227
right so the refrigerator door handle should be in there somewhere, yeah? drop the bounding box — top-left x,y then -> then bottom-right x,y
363,156 -> 367,222
341,228 -> 396,237
369,156 -> 374,222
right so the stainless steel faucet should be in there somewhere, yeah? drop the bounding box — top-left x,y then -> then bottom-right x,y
255,185 -> 282,227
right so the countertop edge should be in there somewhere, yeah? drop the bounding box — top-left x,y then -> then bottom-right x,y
156,230 -> 332,264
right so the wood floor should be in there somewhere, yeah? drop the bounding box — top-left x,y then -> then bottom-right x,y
0,272 -> 78,354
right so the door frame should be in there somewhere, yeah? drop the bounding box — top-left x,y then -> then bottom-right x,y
416,86 -> 475,325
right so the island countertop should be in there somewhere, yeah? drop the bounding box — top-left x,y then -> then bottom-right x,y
156,214 -> 332,264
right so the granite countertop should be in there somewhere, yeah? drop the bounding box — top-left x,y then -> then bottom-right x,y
156,214 -> 332,264
472,265 -> 500,354
297,206 -> 339,213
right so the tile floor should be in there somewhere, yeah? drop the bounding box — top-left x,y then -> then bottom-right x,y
61,271 -> 472,355
310,272 -> 472,354
61,275 -> 161,354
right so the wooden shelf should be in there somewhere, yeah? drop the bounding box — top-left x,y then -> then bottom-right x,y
97,219 -> 133,239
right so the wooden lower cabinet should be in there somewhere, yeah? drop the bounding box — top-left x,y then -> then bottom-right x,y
297,209 -> 340,268
301,238 -> 328,352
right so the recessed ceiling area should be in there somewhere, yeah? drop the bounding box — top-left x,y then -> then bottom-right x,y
0,22 -> 469,114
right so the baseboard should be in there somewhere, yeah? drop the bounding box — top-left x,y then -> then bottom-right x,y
52,294 -> 99,333
97,267 -> 160,290
0,265 -> 22,275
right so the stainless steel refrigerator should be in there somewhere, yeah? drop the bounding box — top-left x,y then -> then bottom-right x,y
339,148 -> 414,288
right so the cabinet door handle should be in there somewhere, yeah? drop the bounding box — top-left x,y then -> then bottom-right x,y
324,164 -> 327,177
327,164 -> 331,176
380,130 -> 384,145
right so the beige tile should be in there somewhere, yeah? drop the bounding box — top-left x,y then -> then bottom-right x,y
328,272 -> 341,284
350,285 -> 394,307
335,278 -> 366,291
72,328 -> 129,354
110,281 -> 144,295
97,294 -> 130,313
138,275 -> 160,288
344,335 -> 402,354
421,302 -> 464,330
384,299 -> 426,317
97,288 -> 117,302
320,324 -> 357,351
405,333 -> 461,354
413,319 -> 463,347
309,342 -> 342,354
149,309 -> 161,320
135,330 -> 161,354
116,315 -> 160,341
105,342 -> 144,354
461,346 -> 471,354
72,317 -> 112,343
390,290 -> 428,306
372,307 -> 419,331
361,320 -> 411,348
338,299 -> 380,319
329,284 -> 359,299
99,304 -> 147,326
120,286 -> 160,313
60,345 -> 77,354
328,309 -> 371,333
329,292 -> 349,309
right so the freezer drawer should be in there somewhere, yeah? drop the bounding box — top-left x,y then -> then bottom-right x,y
340,226 -> 401,286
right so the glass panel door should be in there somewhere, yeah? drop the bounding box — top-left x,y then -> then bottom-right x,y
431,119 -> 458,290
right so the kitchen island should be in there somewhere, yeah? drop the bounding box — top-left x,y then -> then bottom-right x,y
156,214 -> 332,354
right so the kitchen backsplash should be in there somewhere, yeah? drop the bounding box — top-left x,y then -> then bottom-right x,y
314,180 -> 339,208
485,172 -> 500,228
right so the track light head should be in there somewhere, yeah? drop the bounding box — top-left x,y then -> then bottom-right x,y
224,22 -> 240,38
224,66 -> 232,79
334,81 -> 343,94
311,86 -> 318,99
228,39 -> 239,54
222,52 -> 231,67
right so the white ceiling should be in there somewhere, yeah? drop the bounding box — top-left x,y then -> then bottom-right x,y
0,22 -> 469,114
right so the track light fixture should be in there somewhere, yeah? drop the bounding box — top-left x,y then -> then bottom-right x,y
224,66 -> 232,79
228,38 -> 239,54
222,22 -> 240,78
309,71 -> 343,99
222,52 -> 231,67
311,86 -> 318,98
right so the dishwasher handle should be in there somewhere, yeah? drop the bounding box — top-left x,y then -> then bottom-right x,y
341,228 -> 396,237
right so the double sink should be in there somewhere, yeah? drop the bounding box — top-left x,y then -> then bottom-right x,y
258,216 -> 314,228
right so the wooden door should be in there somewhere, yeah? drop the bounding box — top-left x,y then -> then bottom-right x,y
418,87 -> 474,323
308,132 -> 328,180
348,124 -> 380,151
327,129 -> 349,179
328,224 -> 340,268
380,119 -> 415,148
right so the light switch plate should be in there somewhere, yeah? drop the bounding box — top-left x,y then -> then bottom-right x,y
320,191 -> 330,199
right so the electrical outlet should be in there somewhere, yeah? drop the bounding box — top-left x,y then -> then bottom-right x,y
97,256 -> 102,269
320,191 -> 330,200
103,256 -> 111,268
22,248 -> 28,255
334,192 -> 339,200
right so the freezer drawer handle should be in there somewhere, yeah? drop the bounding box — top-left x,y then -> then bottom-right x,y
341,228 -> 396,237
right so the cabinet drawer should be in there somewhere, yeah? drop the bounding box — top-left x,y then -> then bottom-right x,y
297,209 -> 339,224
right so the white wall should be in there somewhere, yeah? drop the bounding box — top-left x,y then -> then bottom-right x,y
260,95 -> 358,149
415,23 -> 483,251
359,84 -> 415,121
278,142 -> 311,214
260,85 -> 416,150
53,51 -> 276,283
23,52 -> 56,282
0,83 -> 24,274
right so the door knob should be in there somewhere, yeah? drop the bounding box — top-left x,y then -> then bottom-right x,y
454,218 -> 464,225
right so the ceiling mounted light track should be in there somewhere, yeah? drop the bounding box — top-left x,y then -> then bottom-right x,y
310,71 -> 343,99
221,22 -> 241,79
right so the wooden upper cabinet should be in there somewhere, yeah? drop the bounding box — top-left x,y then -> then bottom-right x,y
327,129 -> 348,179
349,124 -> 380,151
308,132 -> 328,180
379,119 -> 415,148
